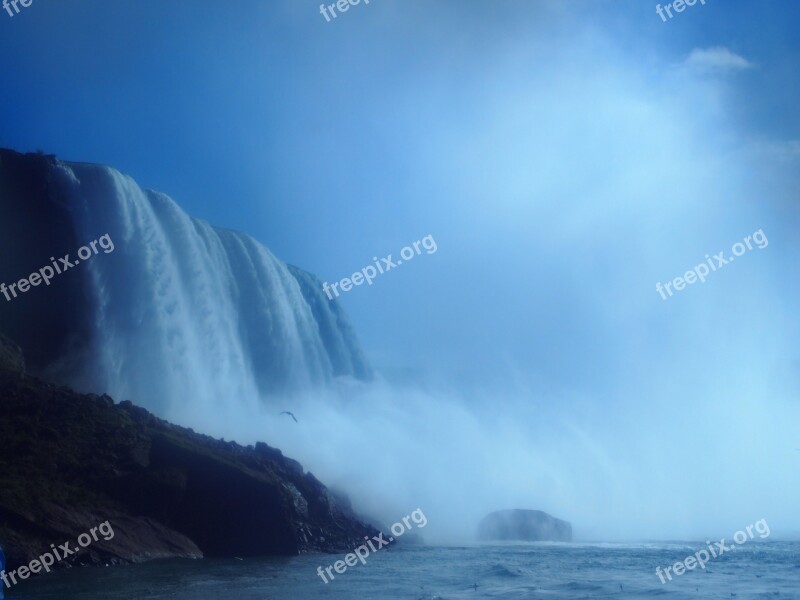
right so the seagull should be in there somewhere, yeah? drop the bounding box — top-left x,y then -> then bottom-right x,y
279,411 -> 298,423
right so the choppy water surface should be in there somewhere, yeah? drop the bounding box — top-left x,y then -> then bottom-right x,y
7,541 -> 798,599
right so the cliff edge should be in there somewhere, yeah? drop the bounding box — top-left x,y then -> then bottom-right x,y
0,331 -> 378,573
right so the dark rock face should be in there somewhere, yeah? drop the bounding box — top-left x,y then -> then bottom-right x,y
477,509 -> 572,542
0,335 -> 378,572
0,150 -> 94,374
0,333 -> 25,374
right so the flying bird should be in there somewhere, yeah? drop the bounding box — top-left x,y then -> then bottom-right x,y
279,411 -> 298,423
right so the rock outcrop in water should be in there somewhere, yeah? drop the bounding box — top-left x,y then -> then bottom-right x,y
0,332 -> 379,573
477,509 -> 572,542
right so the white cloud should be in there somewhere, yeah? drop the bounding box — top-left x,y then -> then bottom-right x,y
685,46 -> 755,72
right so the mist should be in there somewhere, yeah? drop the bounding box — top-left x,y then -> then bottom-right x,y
219,4 -> 800,544
124,1 -> 800,544
2,0 -> 798,546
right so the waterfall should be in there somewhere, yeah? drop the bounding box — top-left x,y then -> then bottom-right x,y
51,161 -> 370,421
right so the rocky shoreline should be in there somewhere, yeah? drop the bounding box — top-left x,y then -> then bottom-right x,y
0,332 -> 379,575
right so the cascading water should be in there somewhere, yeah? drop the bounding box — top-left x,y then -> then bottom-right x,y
50,161 -> 370,423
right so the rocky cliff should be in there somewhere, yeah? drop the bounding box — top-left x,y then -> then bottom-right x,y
0,332 -> 378,574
